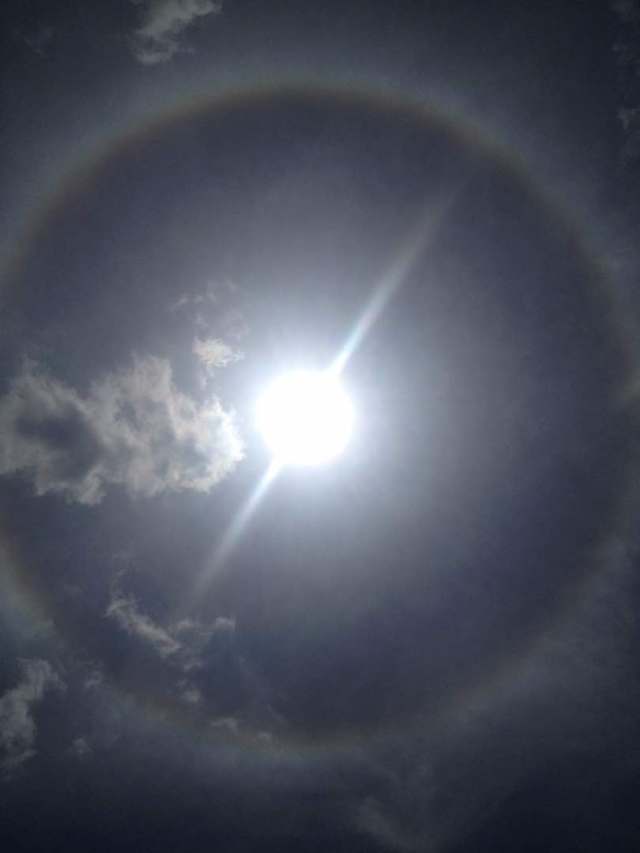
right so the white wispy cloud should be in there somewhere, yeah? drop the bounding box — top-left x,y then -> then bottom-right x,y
106,576 -> 235,670
106,591 -> 182,659
0,659 -> 64,775
180,686 -> 202,705
169,281 -> 248,343
210,716 -> 239,735
169,281 -> 219,312
130,0 -> 223,65
212,615 -> 236,633
193,337 -> 243,376
0,355 -> 243,505
104,575 -> 260,727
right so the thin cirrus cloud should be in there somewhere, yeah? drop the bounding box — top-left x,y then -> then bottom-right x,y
130,0 -> 223,65
0,659 -> 64,775
105,575 -> 248,717
193,336 -> 243,376
0,354 -> 244,505
104,572 -> 281,737
106,589 -> 182,660
106,571 -> 235,670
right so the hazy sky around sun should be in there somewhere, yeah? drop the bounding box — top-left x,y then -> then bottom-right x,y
2,2 -> 640,852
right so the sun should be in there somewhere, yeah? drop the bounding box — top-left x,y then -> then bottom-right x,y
256,370 -> 354,466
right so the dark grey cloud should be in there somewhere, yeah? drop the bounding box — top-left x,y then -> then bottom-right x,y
0,355 -> 243,505
129,0 -> 223,65
0,659 -> 64,776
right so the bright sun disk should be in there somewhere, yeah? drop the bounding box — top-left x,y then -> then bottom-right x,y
256,370 -> 354,466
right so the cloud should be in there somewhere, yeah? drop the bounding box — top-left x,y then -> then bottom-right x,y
106,577 -> 236,671
70,736 -> 92,759
0,355 -> 243,505
103,576 -> 279,730
212,615 -> 236,633
180,686 -> 202,705
169,281 -> 220,312
169,281 -> 249,342
83,670 -> 104,692
210,716 -> 239,735
106,591 -> 182,660
0,659 -> 64,775
130,0 -> 223,65
193,337 -> 243,376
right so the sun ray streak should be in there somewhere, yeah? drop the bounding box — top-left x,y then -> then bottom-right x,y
181,460 -> 282,613
330,192 -> 457,376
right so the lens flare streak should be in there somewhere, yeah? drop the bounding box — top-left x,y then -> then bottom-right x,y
183,460 -> 282,612
331,192 -> 457,376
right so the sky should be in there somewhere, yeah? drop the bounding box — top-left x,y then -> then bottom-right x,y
1,1 -> 640,851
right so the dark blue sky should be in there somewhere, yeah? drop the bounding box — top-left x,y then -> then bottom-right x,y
1,2 -> 640,851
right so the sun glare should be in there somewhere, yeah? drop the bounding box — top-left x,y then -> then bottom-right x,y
256,370 -> 354,466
